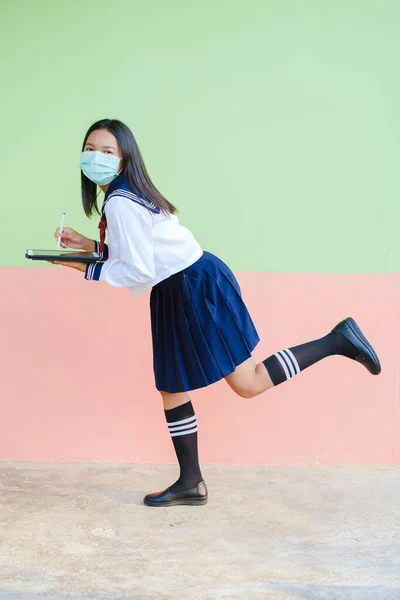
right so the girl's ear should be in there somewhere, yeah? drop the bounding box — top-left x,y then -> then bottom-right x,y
117,159 -> 124,174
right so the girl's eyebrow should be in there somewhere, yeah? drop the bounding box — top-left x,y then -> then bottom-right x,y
84,143 -> 116,150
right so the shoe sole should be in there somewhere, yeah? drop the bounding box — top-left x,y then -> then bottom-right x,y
143,497 -> 208,507
339,317 -> 381,375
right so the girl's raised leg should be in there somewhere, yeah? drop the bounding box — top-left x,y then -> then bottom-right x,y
225,317 -> 381,399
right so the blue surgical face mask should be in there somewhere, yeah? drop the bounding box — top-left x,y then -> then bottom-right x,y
80,151 -> 121,185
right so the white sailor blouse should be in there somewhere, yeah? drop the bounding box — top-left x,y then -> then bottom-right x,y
85,175 -> 203,295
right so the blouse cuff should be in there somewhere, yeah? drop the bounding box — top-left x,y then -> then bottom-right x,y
94,240 -> 109,260
85,261 -> 104,281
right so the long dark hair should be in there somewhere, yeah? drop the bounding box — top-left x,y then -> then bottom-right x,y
81,119 -> 177,217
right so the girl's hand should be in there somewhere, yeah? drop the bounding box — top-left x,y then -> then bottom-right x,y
49,261 -> 87,272
54,227 -> 95,252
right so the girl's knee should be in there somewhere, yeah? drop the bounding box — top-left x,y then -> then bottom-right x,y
161,391 -> 191,410
230,383 -> 257,399
238,388 -> 255,399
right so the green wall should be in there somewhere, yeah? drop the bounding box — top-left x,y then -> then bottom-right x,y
1,0 -> 399,272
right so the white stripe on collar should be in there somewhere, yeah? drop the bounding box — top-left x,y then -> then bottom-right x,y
103,189 -> 160,214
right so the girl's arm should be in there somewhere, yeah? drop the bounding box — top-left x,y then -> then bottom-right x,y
85,196 -> 156,289
54,227 -> 96,252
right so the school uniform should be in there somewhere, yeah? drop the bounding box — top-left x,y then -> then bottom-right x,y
85,175 -> 260,393
82,172 -> 381,508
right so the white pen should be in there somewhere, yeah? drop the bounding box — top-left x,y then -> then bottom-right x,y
57,211 -> 66,249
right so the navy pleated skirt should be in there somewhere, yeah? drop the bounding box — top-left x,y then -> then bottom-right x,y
150,251 -> 260,393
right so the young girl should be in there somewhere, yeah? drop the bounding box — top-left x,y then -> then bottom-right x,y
53,119 -> 381,507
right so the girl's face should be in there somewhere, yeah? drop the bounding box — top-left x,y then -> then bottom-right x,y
84,129 -> 123,164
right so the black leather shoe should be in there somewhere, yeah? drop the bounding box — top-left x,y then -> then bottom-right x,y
143,480 -> 208,507
332,317 -> 381,375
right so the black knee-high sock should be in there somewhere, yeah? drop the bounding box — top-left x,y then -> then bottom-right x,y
263,330 -> 358,386
165,401 -> 203,493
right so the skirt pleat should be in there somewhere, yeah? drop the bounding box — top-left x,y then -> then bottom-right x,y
199,278 -> 243,371
150,251 -> 260,393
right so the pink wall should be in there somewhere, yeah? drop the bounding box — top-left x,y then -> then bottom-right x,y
1,267 -> 398,465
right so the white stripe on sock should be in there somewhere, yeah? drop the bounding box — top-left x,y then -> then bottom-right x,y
170,426 -> 198,437
284,348 -> 301,375
274,352 -> 291,380
167,415 -> 196,428
168,420 -> 198,433
280,349 -> 296,378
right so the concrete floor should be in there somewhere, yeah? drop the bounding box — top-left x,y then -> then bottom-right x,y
0,463 -> 399,600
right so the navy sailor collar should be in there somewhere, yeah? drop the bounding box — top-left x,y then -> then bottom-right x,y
102,174 -> 160,214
